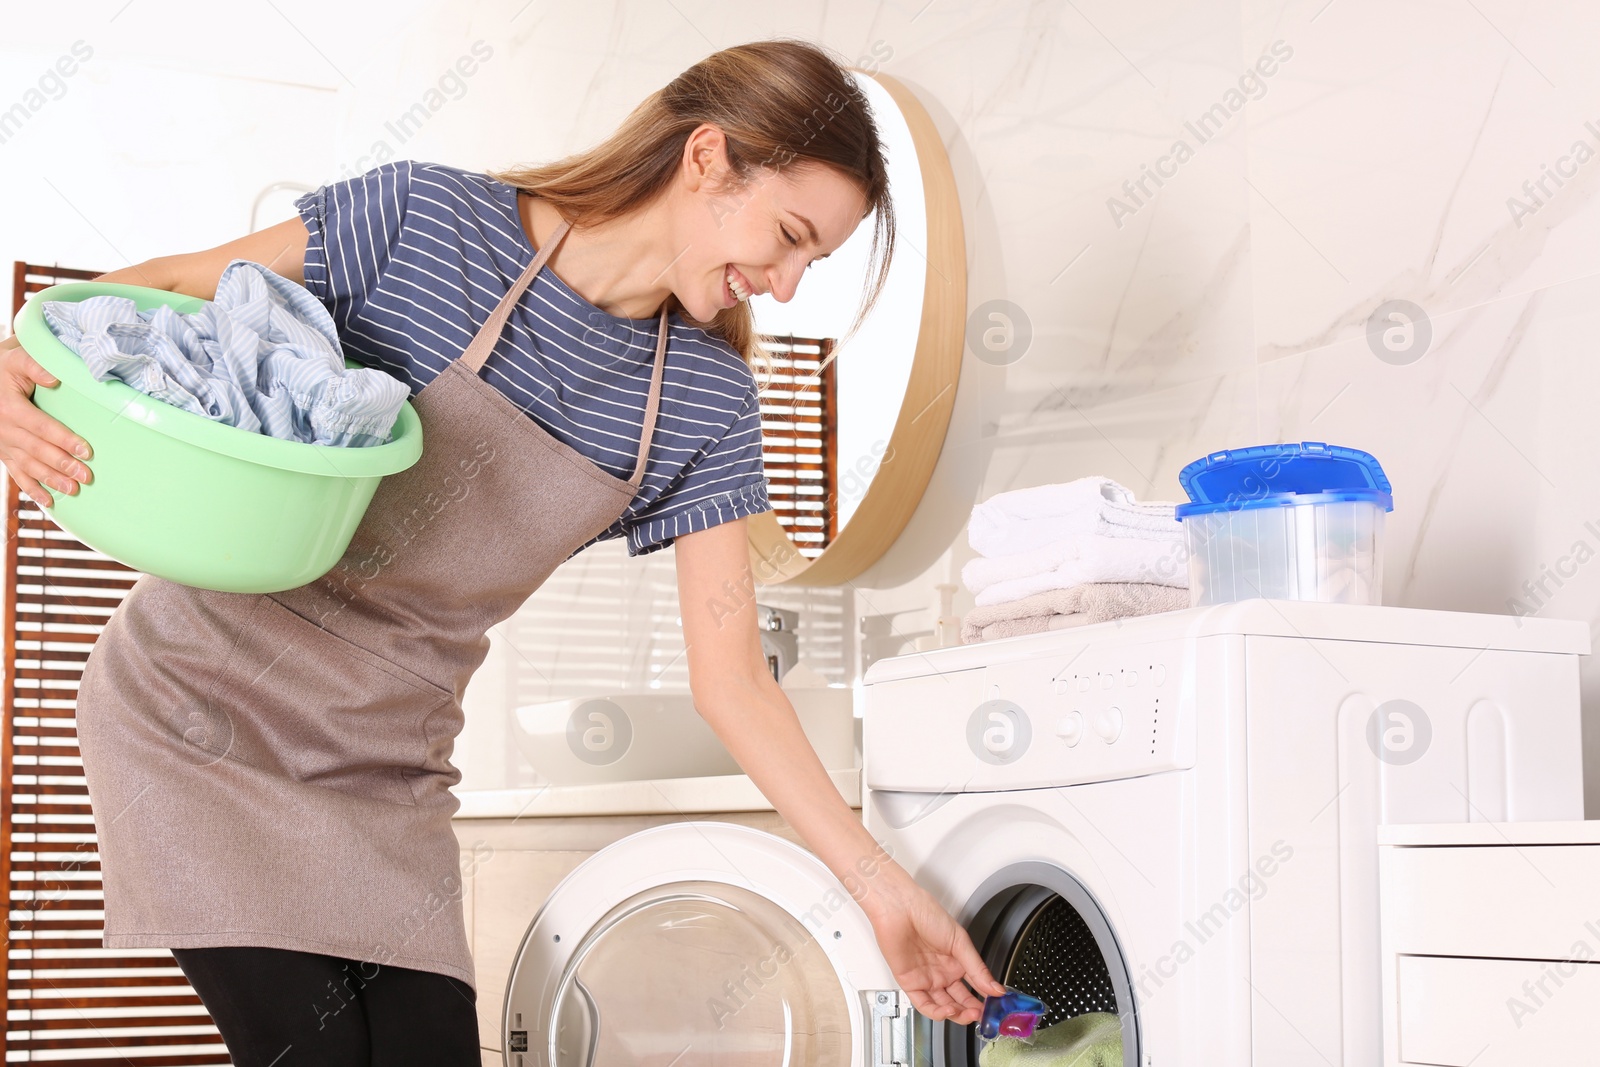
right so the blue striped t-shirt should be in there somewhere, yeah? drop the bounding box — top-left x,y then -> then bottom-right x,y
292,159 -> 770,555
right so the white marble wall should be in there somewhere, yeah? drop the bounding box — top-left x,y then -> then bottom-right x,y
818,0 -> 1600,815
1244,0 -> 1600,813
8,0 -> 1599,809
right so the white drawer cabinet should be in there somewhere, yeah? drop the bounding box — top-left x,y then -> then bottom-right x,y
1379,822 -> 1600,1066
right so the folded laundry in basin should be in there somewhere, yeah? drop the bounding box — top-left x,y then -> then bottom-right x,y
961,582 -> 1190,643
42,259 -> 407,447
963,534 -> 1188,607
978,1011 -> 1123,1066
968,477 -> 1180,556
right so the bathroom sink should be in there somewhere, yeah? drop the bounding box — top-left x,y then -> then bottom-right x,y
510,688 -> 858,786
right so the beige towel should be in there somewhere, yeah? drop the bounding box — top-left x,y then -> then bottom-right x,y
961,583 -> 1191,644
980,613 -> 1094,641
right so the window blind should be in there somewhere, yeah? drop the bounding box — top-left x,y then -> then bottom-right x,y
753,335 -> 838,559
4,262 -> 227,1063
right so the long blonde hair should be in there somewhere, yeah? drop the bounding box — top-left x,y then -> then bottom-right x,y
487,38 -> 895,365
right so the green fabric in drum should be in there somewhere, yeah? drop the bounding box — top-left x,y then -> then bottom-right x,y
977,1011 -> 1123,1067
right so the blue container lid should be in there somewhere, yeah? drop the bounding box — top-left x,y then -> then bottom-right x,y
1175,441 -> 1393,518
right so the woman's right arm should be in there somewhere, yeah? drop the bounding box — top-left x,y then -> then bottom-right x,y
0,217 -> 311,508
90,216 -> 310,297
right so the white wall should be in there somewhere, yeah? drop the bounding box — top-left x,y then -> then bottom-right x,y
11,1 -> 1600,811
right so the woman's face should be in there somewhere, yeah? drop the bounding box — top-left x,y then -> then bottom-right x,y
673,125 -> 870,323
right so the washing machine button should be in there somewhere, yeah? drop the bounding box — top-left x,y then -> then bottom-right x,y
1077,676 -> 1091,693
1125,671 -> 1138,687
1094,706 -> 1124,743
1100,674 -> 1113,690
1152,664 -> 1166,686
1055,711 -> 1085,747
1053,677 -> 1070,696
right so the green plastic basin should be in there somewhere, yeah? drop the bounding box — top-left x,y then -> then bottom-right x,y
12,281 -> 424,593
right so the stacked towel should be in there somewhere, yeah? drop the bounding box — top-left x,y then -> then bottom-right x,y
962,477 -> 1189,642
964,533 -> 1188,607
978,1011 -> 1123,1066
969,478 -> 1181,555
961,584 -> 1192,643
42,259 -> 408,447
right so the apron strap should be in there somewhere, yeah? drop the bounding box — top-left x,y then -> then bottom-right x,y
628,306 -> 670,488
459,205 -> 669,490
459,215 -> 573,374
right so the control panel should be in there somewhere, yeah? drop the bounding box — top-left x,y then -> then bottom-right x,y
864,636 -> 1201,793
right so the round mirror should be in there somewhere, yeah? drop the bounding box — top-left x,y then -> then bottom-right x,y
746,70 -> 964,586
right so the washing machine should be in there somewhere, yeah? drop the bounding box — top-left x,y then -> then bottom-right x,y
499,600 -> 1587,1065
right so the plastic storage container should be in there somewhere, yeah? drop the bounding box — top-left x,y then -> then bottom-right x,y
1175,442 -> 1392,607
11,281 -> 424,594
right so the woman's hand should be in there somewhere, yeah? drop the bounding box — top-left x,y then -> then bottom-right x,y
859,860 -> 1006,1025
0,334 -> 93,509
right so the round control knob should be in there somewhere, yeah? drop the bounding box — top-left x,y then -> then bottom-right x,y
1055,711 -> 1085,747
1094,706 -> 1124,744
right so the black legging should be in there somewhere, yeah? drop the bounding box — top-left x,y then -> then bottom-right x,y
172,945 -> 480,1066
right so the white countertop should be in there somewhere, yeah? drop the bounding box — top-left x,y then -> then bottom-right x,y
453,767 -> 861,819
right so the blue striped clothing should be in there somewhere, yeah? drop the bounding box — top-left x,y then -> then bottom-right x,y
292,159 -> 770,555
43,260 -> 409,448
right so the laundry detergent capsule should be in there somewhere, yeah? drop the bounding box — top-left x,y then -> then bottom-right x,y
977,987 -> 1049,1041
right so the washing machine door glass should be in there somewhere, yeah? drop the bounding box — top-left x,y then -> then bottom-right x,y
548,879 -> 851,1065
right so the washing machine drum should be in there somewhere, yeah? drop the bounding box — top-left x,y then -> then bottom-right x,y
945,864 -> 1139,1067
1003,894 -> 1120,1025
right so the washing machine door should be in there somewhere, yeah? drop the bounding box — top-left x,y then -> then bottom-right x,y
500,822 -> 921,1067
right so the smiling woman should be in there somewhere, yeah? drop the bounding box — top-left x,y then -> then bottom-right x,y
0,35 -> 1006,1067
483,40 -> 895,361
511,148 -> 867,324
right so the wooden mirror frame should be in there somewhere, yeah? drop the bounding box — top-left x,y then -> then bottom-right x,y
747,71 -> 965,586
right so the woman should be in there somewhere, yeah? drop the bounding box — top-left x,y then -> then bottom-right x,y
0,39 -> 1002,1065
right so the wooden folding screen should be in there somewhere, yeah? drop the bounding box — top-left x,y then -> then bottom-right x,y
3,263 -> 227,1062
753,335 -> 839,559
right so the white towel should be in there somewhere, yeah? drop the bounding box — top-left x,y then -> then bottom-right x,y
968,477 -> 1181,556
966,536 -> 1188,607
962,538 -> 1073,592
963,533 -> 1186,593
1100,479 -> 1184,524
1096,509 -> 1184,540
963,533 -> 1188,603
967,478 -> 1105,555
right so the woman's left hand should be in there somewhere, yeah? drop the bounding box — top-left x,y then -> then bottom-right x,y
860,864 -> 1006,1025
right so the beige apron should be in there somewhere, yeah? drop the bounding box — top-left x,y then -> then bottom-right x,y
76,213 -> 667,990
